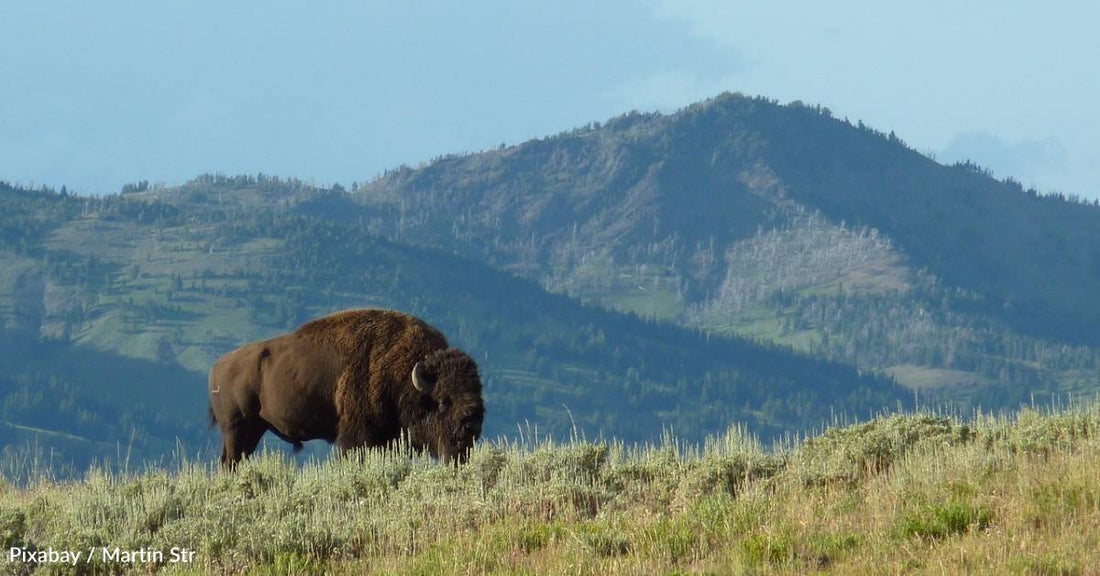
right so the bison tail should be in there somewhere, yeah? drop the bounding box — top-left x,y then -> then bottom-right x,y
208,403 -> 217,429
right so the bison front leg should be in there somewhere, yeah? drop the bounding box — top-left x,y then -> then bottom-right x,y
335,427 -> 377,453
334,423 -> 402,458
219,419 -> 268,469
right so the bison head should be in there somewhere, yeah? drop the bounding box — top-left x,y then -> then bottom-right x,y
407,348 -> 484,463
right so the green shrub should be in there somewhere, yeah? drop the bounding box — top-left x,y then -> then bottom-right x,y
0,508 -> 26,549
644,516 -> 698,562
804,530 -> 862,567
797,415 -> 974,486
739,531 -> 795,566
577,521 -> 631,557
897,500 -> 992,540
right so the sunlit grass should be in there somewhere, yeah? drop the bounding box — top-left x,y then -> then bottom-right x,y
3,405 -> 1100,574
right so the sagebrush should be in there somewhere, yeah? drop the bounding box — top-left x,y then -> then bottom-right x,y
2,405 -> 1100,574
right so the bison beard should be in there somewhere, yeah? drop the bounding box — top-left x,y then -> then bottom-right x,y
208,309 -> 485,467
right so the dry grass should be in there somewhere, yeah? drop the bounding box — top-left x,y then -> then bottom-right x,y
2,406 -> 1100,574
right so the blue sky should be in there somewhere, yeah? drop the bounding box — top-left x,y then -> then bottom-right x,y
2,1 -> 1097,199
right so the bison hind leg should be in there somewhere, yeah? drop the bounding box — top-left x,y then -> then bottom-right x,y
219,419 -> 267,469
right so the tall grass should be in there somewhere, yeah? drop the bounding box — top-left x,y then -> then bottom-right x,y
2,405 -> 1100,574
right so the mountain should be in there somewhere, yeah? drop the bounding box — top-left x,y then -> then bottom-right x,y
0,177 -> 905,470
351,93 -> 1100,404
2,92 -> 1097,470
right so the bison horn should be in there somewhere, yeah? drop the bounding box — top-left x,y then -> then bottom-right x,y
411,362 -> 436,394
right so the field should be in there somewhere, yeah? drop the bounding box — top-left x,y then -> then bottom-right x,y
2,406 -> 1099,575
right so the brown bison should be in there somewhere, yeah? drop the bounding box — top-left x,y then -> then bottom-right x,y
208,309 -> 484,466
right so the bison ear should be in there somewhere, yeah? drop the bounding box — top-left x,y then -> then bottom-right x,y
411,362 -> 436,394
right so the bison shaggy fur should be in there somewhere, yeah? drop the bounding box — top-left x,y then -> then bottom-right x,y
208,309 -> 484,466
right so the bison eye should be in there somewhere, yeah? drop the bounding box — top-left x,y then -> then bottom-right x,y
439,398 -> 452,413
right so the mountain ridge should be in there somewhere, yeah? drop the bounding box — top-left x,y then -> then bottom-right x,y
341,93 -> 1099,403
1,92 -> 1098,471
355,93 -> 1100,346
0,176 -> 907,469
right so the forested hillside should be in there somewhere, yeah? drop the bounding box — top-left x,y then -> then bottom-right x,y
353,93 -> 1100,406
0,178 -> 906,470
2,92 -> 1097,471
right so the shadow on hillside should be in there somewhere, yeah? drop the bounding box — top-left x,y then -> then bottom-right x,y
0,330 -> 216,477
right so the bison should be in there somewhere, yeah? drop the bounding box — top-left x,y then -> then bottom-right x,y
208,309 -> 484,467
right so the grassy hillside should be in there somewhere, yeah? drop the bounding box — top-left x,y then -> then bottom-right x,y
0,180 -> 908,470
3,92 -> 1099,471
354,93 -> 1100,401
749,99 -> 1100,345
3,405 -> 1098,574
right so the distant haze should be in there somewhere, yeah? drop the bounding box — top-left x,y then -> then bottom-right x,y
1,1 -> 1097,199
